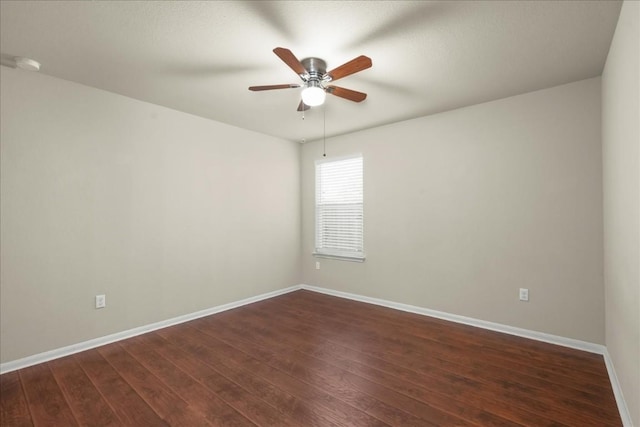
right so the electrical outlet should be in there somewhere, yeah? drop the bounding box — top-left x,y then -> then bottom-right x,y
95,294 -> 106,309
519,288 -> 529,302
315,261 -> 320,270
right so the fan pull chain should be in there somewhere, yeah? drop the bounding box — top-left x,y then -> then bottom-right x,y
323,105 -> 326,157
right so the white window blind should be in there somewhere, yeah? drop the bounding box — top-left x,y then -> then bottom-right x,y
314,154 -> 365,261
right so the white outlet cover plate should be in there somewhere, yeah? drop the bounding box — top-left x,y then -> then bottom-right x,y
519,288 -> 529,301
95,294 -> 106,308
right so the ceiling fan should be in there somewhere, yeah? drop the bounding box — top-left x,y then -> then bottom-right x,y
249,47 -> 372,111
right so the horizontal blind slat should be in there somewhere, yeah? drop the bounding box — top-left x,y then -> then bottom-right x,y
315,155 -> 363,256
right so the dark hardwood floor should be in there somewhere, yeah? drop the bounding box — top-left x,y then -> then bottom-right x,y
0,290 -> 622,426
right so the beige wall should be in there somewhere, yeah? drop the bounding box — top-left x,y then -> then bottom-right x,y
0,68 -> 301,363
602,1 -> 640,424
302,78 -> 604,344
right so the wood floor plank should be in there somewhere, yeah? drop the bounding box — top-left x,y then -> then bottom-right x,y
305,339 -> 539,427
97,343 -> 211,426
120,336 -> 255,427
48,356 -> 121,426
19,363 -> 78,426
250,294 -> 618,426
289,291 -> 609,378
146,328 -> 301,427
283,292 -> 613,388
157,324 -> 343,427
205,308 -> 523,426
198,313 -> 509,426
262,293 -> 615,400
263,295 -> 618,411
158,322 -> 416,425
0,371 -> 33,427
0,290 -> 622,426
210,293 -> 620,426
74,348 -> 168,426
149,327 -> 389,427
232,310 -> 566,427
191,316 -> 473,427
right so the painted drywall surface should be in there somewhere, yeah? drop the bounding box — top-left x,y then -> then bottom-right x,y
0,68 -> 301,363
302,78 -> 604,344
602,1 -> 640,424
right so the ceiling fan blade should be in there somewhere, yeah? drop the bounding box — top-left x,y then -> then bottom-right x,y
326,86 -> 367,102
273,47 -> 307,76
249,84 -> 300,91
326,55 -> 372,82
297,100 -> 310,111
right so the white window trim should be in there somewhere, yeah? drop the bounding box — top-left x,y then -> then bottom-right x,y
312,252 -> 366,262
314,153 -> 365,262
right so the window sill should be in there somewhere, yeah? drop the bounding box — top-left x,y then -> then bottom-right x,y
312,252 -> 366,262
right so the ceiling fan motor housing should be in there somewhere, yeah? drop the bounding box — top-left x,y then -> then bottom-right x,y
301,57 -> 328,82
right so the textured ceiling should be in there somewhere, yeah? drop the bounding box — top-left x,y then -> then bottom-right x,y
0,1 -> 622,143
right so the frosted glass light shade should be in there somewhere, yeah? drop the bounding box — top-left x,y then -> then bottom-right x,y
301,86 -> 326,106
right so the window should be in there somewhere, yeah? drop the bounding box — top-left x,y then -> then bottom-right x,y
314,154 -> 365,261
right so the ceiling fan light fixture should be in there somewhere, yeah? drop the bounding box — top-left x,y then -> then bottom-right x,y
301,81 -> 326,107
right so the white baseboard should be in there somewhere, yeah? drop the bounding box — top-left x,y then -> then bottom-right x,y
1,282 -> 631,426
603,348 -> 634,427
300,284 -> 604,353
0,285 -> 300,374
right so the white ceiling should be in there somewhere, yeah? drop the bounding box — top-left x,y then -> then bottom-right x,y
0,1 -> 622,143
